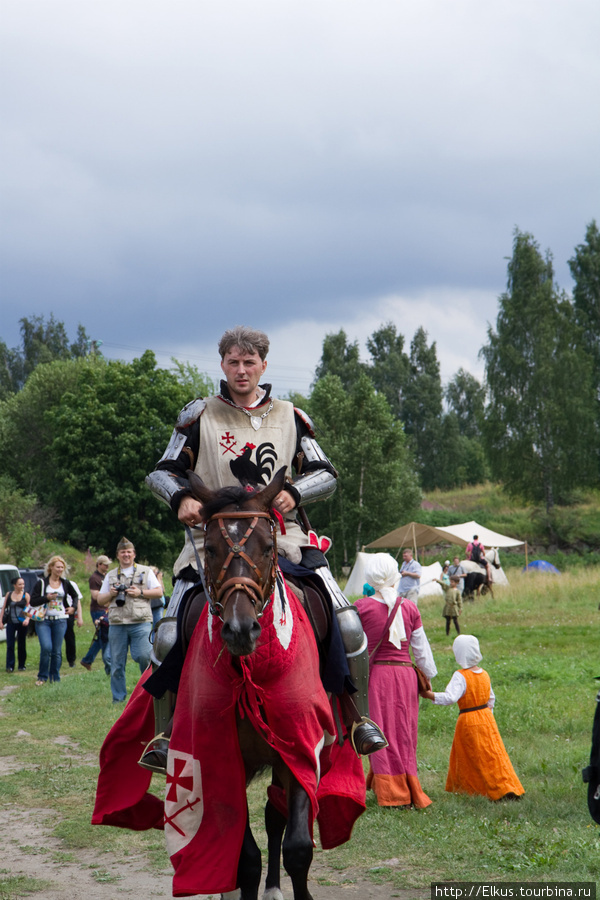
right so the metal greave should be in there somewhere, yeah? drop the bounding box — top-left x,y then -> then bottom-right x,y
313,565 -> 371,718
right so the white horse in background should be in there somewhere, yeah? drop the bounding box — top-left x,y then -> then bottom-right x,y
460,547 -> 501,576
460,547 -> 502,598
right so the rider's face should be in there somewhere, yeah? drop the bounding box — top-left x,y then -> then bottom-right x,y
221,346 -> 267,406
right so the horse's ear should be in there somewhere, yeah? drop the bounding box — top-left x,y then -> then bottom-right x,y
187,470 -> 215,505
254,466 -> 288,509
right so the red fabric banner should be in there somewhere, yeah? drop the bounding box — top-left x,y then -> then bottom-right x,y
93,578 -> 365,898
91,668 -> 163,831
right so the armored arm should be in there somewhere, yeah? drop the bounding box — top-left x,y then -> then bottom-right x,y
145,398 -> 205,512
287,408 -> 337,506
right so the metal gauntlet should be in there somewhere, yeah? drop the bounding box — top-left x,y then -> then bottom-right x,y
291,435 -> 337,505
145,469 -> 189,508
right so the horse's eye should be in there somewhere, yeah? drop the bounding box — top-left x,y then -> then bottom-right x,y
263,544 -> 274,557
205,545 -> 216,559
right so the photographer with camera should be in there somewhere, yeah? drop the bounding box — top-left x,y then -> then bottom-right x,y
97,537 -> 162,704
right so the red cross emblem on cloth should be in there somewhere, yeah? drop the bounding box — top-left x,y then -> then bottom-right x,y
164,750 -> 204,854
220,431 -> 237,455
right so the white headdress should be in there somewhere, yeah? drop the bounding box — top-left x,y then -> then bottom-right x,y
363,553 -> 406,646
452,634 -> 482,668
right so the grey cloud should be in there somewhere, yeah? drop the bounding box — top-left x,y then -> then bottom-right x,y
1,0 -> 599,370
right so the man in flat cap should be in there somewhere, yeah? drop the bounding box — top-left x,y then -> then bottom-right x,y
97,538 -> 162,703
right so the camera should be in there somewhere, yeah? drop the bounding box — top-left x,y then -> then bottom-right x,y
113,583 -> 128,606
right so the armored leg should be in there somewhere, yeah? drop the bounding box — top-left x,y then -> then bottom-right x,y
138,579 -> 194,775
313,566 -> 387,756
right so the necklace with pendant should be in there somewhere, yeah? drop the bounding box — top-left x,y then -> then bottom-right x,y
221,396 -> 274,430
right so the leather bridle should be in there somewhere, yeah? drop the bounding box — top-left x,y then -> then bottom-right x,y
203,509 -> 278,620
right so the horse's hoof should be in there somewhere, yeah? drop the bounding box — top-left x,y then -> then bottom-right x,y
350,718 -> 389,756
138,735 -> 169,775
263,889 -> 284,900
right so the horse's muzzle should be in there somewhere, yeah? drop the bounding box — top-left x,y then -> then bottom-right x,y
221,615 -> 262,657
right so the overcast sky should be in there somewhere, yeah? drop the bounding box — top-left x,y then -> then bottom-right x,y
2,0 -> 599,396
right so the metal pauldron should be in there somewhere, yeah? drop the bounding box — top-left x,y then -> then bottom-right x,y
175,397 -> 206,430
299,434 -> 336,470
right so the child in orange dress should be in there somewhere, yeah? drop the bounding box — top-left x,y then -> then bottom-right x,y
423,635 -> 524,801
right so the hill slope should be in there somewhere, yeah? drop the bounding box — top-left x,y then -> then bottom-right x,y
419,483 -> 600,570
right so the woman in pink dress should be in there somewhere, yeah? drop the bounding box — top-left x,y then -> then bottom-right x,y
355,553 -> 437,808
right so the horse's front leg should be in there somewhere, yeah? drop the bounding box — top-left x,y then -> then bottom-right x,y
282,778 -> 314,900
234,810 -> 262,900
264,795 -> 285,900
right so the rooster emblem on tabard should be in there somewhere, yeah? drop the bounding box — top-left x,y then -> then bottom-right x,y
229,442 -> 278,487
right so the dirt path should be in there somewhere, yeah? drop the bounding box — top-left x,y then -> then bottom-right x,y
1,683 -> 427,899
2,804 -> 427,900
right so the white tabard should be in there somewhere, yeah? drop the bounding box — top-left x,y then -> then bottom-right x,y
174,395 -> 310,575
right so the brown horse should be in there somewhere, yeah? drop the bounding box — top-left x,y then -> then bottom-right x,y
185,466 -> 320,900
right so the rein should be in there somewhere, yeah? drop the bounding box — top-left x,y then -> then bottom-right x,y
203,509 -> 278,620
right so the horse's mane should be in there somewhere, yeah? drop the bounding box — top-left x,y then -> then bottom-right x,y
201,484 -> 263,520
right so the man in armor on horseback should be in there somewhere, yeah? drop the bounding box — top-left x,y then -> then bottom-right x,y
142,325 -> 387,773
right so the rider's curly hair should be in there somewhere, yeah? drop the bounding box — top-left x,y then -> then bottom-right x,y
218,326 -> 269,361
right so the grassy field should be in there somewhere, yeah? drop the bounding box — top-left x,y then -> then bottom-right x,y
0,565 -> 599,894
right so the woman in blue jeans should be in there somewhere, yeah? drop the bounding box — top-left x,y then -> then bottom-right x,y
30,556 -> 81,685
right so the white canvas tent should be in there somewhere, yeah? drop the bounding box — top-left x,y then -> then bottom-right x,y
343,553 -> 444,599
348,519 -> 524,595
366,519 -> 524,552
416,561 -> 444,598
343,551 -> 371,598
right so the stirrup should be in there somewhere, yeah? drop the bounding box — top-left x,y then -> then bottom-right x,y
138,732 -> 169,775
350,717 -> 388,757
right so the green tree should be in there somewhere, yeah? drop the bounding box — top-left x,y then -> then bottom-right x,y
307,373 -> 421,572
0,474 -> 53,538
401,327 -> 443,490
170,358 -> 216,398
569,220 -> 600,401
0,314 -> 92,396
0,356 -> 97,498
445,368 -> 485,440
481,229 -> 597,511
366,322 -> 409,418
313,330 -> 365,391
7,520 -> 44,567
50,351 -> 190,565
434,412 -> 488,490
439,368 -> 489,488
19,314 -> 91,384
0,340 -> 23,400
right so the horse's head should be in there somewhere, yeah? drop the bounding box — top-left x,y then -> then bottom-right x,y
188,466 -> 287,657
487,547 -> 501,569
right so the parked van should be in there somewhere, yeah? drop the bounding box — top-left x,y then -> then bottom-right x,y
19,568 -> 44,596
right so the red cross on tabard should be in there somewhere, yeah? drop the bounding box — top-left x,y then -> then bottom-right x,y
166,755 -> 194,803
220,431 -> 237,455
164,795 -> 203,837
